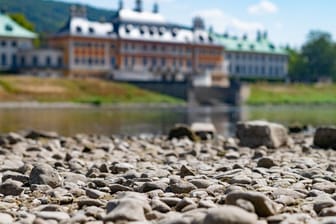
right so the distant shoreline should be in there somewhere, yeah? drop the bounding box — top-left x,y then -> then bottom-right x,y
0,101 -> 187,109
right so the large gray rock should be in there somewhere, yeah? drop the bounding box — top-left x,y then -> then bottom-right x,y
191,122 -> 216,140
0,179 -> 24,196
29,164 -> 62,188
226,191 -> 277,217
236,121 -> 288,148
105,192 -> 151,222
314,127 -> 336,149
0,213 -> 14,224
203,206 -> 258,224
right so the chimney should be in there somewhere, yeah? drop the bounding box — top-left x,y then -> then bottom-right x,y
193,17 -> 205,30
153,2 -> 159,14
134,0 -> 143,12
69,5 -> 87,18
119,0 -> 124,10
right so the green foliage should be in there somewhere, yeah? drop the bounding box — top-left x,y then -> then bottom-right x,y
0,76 -> 183,104
9,13 -> 35,31
1,0 -> 115,34
288,30 -> 336,82
247,83 -> 336,105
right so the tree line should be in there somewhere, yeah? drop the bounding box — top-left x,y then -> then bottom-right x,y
288,31 -> 336,82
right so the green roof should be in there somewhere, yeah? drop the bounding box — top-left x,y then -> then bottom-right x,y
212,33 -> 287,55
0,13 -> 37,39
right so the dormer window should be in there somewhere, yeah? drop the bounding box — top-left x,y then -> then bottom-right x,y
89,27 -> 95,34
125,25 -> 132,34
5,24 -> 13,31
172,29 -> 178,37
208,36 -> 213,42
76,26 -> 82,33
149,27 -> 156,36
199,35 -> 204,42
159,27 -> 165,36
140,26 -> 147,35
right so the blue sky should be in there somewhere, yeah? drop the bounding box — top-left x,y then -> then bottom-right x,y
59,0 -> 336,48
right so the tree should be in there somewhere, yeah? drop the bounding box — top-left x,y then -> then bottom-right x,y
288,31 -> 336,82
9,13 -> 35,32
287,48 -> 308,82
9,13 -> 40,47
301,31 -> 336,81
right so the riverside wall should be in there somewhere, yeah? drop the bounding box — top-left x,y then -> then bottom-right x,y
127,80 -> 245,106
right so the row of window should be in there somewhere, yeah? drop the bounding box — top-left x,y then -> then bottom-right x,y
21,56 -> 62,68
123,43 -> 193,54
1,40 -> 17,48
74,57 -> 106,66
226,53 -> 287,63
123,56 -> 192,68
229,64 -> 286,76
74,42 -> 105,49
1,54 -> 63,68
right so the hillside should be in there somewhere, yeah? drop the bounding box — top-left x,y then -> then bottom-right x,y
0,76 -> 182,104
0,0 -> 115,34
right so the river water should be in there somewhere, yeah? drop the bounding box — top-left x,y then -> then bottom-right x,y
0,105 -> 335,137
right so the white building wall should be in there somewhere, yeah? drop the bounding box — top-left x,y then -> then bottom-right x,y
224,51 -> 288,79
0,37 -> 33,71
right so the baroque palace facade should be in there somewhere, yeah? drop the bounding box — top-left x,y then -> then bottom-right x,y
0,0 -> 288,80
48,0 -> 224,80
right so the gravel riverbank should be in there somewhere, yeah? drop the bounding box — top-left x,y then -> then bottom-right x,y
0,123 -> 336,223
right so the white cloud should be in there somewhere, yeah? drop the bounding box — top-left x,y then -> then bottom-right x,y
193,9 -> 265,38
248,0 -> 278,15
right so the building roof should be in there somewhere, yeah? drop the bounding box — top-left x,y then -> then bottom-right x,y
57,17 -> 114,38
213,33 -> 287,55
118,9 -> 166,24
0,12 -> 37,39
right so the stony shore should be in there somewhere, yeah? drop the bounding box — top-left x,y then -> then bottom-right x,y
0,123 -> 336,224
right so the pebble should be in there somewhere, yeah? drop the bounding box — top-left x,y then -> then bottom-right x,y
203,206 -> 258,224
0,126 -> 332,223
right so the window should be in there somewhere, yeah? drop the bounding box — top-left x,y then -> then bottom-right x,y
32,56 -> 38,67
5,24 -> 13,31
46,56 -> 51,66
124,57 -> 128,67
1,54 -> 6,66
132,57 -> 135,66
161,58 -> 165,66
143,57 -> 147,66
187,60 -> 192,68
76,26 -> 82,33
20,56 -> 25,67
89,27 -> 95,34
152,58 -> 157,67
12,41 -> 17,47
111,57 -> 116,67
1,40 -> 6,47
58,57 -> 63,68
12,54 -> 17,67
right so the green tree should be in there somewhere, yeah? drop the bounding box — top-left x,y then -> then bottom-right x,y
287,48 -> 308,82
9,13 -> 40,47
301,31 -> 336,81
9,13 -> 35,31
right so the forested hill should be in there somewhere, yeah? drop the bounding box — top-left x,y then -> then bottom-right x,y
0,0 -> 115,34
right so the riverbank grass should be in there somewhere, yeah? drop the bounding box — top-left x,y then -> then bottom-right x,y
247,83 -> 336,105
0,76 -> 183,104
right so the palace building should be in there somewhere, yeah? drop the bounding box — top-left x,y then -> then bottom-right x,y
213,32 -> 288,79
0,1 -> 288,81
48,0 -> 224,80
0,11 -> 36,72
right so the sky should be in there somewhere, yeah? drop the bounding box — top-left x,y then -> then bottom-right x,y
59,0 -> 336,48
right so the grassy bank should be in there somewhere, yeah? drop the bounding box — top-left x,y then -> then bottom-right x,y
0,76 -> 183,104
247,83 -> 336,105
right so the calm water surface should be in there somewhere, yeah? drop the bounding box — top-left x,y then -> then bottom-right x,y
0,105 -> 335,137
